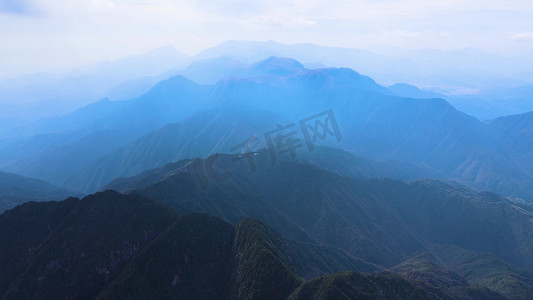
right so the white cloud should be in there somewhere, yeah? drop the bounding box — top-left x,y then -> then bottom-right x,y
509,31 -> 533,42
1,0 -> 533,77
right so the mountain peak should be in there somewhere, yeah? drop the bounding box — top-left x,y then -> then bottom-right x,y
147,75 -> 199,94
251,56 -> 305,76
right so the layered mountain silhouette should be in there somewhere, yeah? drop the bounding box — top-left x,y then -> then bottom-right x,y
192,40 -> 527,92
2,56 -> 532,202
2,40 -> 533,300
66,107 -> 442,193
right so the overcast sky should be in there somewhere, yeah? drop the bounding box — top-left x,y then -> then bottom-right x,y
1,0 -> 533,78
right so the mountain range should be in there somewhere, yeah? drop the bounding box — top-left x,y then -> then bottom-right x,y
2,48 -> 533,299
103,153 -> 533,298
3,151 -> 533,298
1,56 -> 532,203
0,187 -> 518,299
3,40 -> 533,129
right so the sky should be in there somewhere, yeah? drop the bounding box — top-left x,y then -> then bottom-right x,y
1,0 -> 533,78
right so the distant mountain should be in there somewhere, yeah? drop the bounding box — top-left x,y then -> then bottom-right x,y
3,41 -> 532,127
3,56 -> 533,202
0,128 -> 143,189
0,171 -> 72,213
180,56 -> 308,85
180,55 -> 383,88
72,105 -> 440,193
250,56 -> 305,76
103,72 -> 175,101
193,40 -> 533,94
0,60 -> 394,191
388,83 -> 446,99
0,45 -> 190,128
443,84 -> 533,121
192,63 -> 533,201
201,67 -> 533,201
0,76 -> 209,187
65,108 -> 285,193
480,85 -> 533,117
179,56 -> 248,85
447,85 -> 533,121
9,75 -> 205,138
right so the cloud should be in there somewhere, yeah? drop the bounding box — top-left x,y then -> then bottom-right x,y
509,31 -> 533,42
0,0 -> 36,16
1,0 -> 533,78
